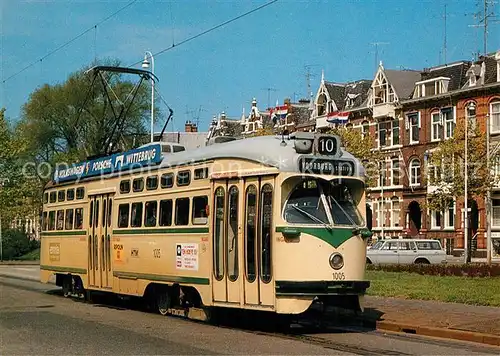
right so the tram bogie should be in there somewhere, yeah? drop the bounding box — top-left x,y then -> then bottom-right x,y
40,133 -> 372,320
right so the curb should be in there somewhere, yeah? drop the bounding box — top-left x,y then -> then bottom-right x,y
0,261 -> 40,265
371,320 -> 500,347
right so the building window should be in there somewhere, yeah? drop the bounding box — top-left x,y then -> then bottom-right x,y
379,161 -> 387,187
431,111 -> 441,141
392,120 -> 400,145
493,199 -> 500,227
442,107 -> 455,138
408,112 -> 420,143
378,122 -> 387,147
444,201 -> 455,229
362,121 -> 369,138
391,199 -> 400,227
466,103 -> 477,132
491,101 -> 500,133
410,159 -> 421,186
391,158 -> 400,185
431,210 -> 441,229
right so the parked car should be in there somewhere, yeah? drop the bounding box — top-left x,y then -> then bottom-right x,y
366,239 -> 446,265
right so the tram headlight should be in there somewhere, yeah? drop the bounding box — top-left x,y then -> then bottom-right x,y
329,253 -> 344,270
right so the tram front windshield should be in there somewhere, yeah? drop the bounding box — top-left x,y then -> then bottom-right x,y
284,178 -> 363,227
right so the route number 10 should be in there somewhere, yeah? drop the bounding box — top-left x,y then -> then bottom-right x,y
318,137 -> 337,155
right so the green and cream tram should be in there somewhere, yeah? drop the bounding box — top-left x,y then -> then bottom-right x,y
40,132 -> 372,320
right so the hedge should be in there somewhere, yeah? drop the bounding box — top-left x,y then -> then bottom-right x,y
366,262 -> 500,277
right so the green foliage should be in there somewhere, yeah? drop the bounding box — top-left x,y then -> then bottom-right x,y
427,119 -> 498,212
326,126 -> 383,187
18,59 -> 161,182
0,229 -> 40,261
367,262 -> 500,277
366,270 -> 500,306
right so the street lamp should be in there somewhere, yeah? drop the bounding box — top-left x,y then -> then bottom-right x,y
142,51 -> 155,143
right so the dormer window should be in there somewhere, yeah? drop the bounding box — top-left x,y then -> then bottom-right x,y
414,77 -> 450,98
370,70 -> 396,105
469,73 -> 477,87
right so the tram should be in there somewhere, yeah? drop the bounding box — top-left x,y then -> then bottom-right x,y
40,132 -> 372,320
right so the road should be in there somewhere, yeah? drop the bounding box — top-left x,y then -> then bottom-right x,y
0,266 -> 499,355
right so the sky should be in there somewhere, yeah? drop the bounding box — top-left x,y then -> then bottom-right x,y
1,0 -> 499,133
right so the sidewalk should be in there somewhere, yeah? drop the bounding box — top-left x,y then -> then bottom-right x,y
359,296 -> 500,346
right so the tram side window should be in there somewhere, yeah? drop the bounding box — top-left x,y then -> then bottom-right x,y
145,201 -> 157,227
192,196 -> 208,225
159,199 -> 173,226
42,212 -> 48,231
49,192 -> 56,203
67,189 -> 75,201
260,184 -> 273,283
177,170 -> 191,186
161,173 -> 174,188
194,168 -> 208,180
214,187 -> 225,280
56,210 -> 64,230
58,190 -> 65,202
48,211 -> 55,230
43,193 -> 48,204
65,209 -> 74,230
118,204 -> 130,228
120,180 -> 131,194
228,186 -> 239,282
75,208 -> 83,229
133,178 -> 144,192
76,187 -> 85,200
245,185 -> 257,282
146,176 -> 158,190
175,198 -> 190,225
131,202 -> 143,227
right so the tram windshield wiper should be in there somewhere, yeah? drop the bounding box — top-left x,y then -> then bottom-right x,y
291,205 -> 332,230
328,195 -> 359,228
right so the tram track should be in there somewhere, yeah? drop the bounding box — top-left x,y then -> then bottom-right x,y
1,276 -> 498,355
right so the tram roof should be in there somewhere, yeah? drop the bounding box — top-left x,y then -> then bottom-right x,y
158,135 -> 365,176
50,134 -> 365,186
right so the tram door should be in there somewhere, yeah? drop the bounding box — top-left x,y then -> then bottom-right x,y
243,176 -> 275,307
212,179 -> 242,303
88,194 -> 114,289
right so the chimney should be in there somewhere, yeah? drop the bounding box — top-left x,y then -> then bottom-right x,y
185,120 -> 193,132
191,123 -> 198,133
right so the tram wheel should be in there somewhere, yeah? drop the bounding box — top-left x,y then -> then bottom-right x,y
156,288 -> 172,316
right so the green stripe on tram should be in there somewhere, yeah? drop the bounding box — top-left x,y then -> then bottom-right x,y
113,227 -> 209,235
275,226 -> 354,248
113,271 -> 210,285
41,231 -> 87,237
40,265 -> 87,274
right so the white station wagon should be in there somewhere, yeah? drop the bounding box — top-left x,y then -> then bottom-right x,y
366,239 -> 447,265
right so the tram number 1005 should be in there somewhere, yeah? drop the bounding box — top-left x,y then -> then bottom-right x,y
318,137 -> 338,156
332,272 -> 345,281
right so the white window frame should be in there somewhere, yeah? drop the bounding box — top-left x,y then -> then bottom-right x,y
443,107 -> 456,139
430,210 -> 441,230
391,157 -> 400,186
392,120 -> 400,146
444,201 -> 455,230
492,199 -> 500,228
391,198 -> 400,227
431,111 -> 442,142
410,159 -> 421,186
490,101 -> 500,134
408,112 -> 420,144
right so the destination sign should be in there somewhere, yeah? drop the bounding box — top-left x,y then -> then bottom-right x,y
298,157 -> 354,176
53,144 -> 162,182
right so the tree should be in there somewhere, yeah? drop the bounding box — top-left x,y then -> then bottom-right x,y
427,118 -> 500,262
0,108 -> 42,225
18,59 -> 162,183
327,126 -> 383,188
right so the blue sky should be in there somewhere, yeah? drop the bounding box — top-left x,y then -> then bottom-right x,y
1,0 -> 499,132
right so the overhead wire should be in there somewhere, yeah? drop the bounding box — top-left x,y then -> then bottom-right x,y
128,0 -> 279,68
2,0 -> 138,84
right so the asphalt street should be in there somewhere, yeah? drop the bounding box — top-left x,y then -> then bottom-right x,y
0,267 -> 499,355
